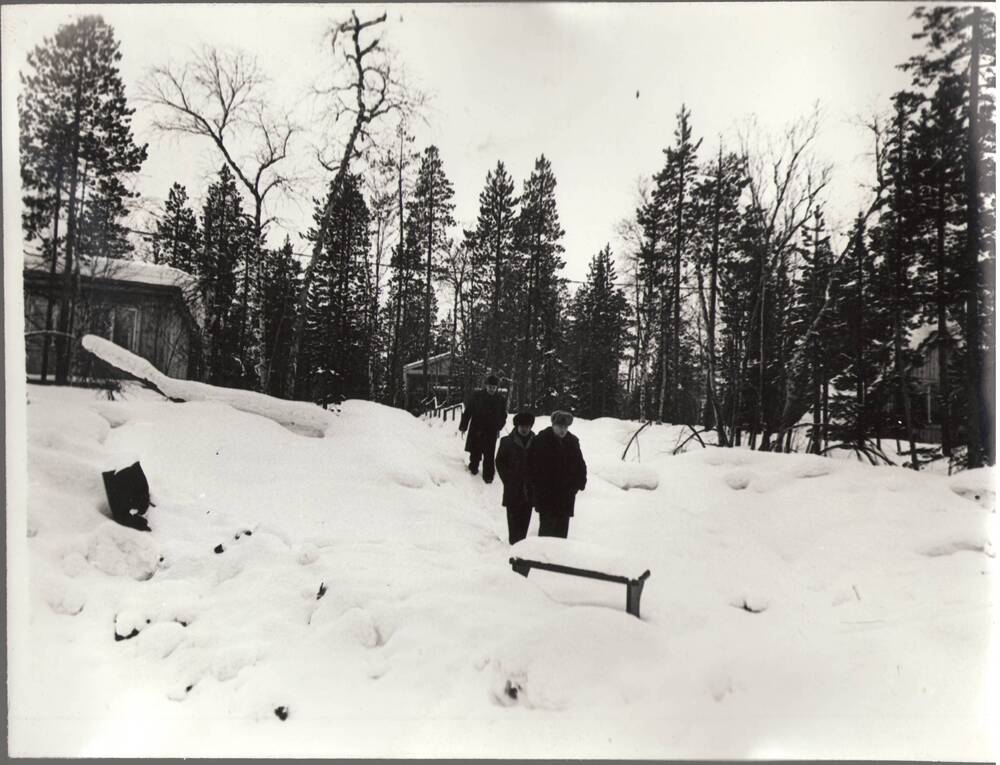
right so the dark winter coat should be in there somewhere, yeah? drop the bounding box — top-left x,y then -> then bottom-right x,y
526,426 -> 587,517
495,429 -> 535,507
459,388 -> 507,454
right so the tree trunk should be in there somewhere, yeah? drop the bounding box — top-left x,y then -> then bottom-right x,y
55,72 -> 85,384
41,162 -> 65,382
933,189 -> 953,456
963,6 -> 986,466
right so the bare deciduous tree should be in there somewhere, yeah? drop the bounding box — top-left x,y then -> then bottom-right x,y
288,10 -> 422,396
142,46 -> 297,391
772,112 -> 892,451
738,106 -> 832,448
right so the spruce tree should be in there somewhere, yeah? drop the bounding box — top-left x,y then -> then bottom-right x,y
514,155 -> 566,410
200,165 -> 253,387
302,174 -> 373,405
260,237 -> 301,398
901,6 -> 996,465
467,161 -> 521,377
154,182 -> 201,274
568,246 -> 630,418
827,215 -> 893,453
787,208 -> 836,453
910,75 -> 966,457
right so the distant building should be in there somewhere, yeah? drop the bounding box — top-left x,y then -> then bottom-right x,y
22,252 -> 203,382
890,324 -> 960,445
402,352 -> 459,411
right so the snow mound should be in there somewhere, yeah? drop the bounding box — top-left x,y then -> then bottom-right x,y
85,522 -> 160,580
488,607 -> 663,710
592,461 -> 660,490
948,467 -> 996,510
723,468 -> 757,490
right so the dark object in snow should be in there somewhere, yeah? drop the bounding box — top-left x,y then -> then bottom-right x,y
185,684 -> 193,693
504,679 -> 520,700
115,627 -> 140,642
102,461 -> 152,532
214,544 -> 224,554
234,529 -> 254,540
735,599 -> 767,614
509,556 -> 650,618
274,706 -> 289,721
316,582 -> 327,600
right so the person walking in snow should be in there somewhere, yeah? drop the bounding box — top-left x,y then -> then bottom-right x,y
526,410 -> 587,539
459,374 -> 507,483
495,410 -> 536,544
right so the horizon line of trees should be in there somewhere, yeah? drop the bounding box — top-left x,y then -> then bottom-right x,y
18,8 -> 995,470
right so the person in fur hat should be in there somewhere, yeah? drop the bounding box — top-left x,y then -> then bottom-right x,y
526,410 -> 587,538
458,374 -> 507,483
495,410 -> 537,544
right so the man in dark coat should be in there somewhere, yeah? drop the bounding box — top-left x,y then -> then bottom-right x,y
527,410 -> 587,539
495,410 -> 536,544
459,374 -> 507,483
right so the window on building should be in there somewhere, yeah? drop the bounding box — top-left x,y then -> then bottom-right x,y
113,306 -> 139,351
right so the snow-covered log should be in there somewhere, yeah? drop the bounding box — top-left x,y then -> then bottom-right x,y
81,334 -> 333,437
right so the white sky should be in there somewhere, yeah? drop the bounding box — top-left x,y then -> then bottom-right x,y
2,2 -> 927,283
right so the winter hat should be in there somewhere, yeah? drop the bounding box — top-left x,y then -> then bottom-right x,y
485,374 -> 499,386
550,410 -> 574,427
513,411 -> 535,428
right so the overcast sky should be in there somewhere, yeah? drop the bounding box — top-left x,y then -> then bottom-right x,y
3,2 -> 927,283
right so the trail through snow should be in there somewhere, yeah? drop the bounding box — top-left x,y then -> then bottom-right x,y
7,373 -> 997,759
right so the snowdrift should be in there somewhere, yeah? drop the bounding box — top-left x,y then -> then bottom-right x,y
7,365 -> 996,759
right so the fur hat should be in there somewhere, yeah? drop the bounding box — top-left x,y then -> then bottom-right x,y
513,411 -> 535,428
550,410 -> 574,427
485,374 -> 499,386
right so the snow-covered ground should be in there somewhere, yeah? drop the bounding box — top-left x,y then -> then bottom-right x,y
6,378 -> 997,758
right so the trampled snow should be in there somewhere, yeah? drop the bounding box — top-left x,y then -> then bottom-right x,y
6,375 -> 997,758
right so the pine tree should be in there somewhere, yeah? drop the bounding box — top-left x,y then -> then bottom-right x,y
407,146 -> 455,401
19,15 -> 147,382
652,105 -> 702,422
568,246 -> 630,418
691,146 -> 748,441
153,182 -> 201,274
514,155 -> 566,410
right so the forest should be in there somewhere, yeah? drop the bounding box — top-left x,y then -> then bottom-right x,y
17,7 -> 996,470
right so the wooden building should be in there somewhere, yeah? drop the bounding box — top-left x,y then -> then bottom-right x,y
402,352 -> 459,412
22,252 -> 203,382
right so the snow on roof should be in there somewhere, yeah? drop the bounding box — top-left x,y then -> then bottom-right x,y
402,351 -> 453,372
910,320 -> 959,351
23,251 -> 197,289
22,251 -> 205,327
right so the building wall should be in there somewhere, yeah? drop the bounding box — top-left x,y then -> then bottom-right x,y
24,281 -> 194,380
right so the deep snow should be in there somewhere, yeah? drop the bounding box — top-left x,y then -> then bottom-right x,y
6,371 -> 997,758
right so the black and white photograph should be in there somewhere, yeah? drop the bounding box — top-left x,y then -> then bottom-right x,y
2,2 -> 996,758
